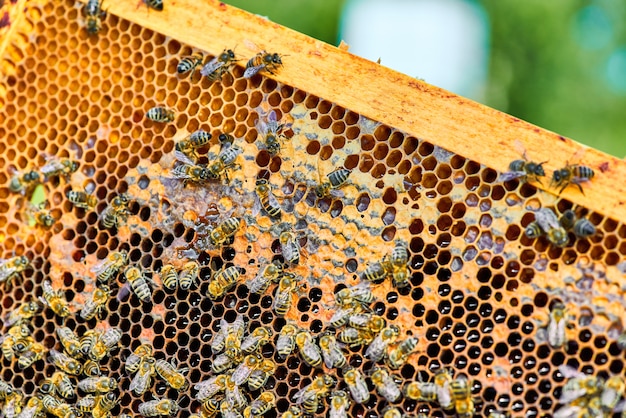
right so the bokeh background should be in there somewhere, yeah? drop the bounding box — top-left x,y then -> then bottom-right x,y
225,0 -> 626,158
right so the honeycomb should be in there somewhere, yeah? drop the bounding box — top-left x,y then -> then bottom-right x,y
1,1 -> 626,417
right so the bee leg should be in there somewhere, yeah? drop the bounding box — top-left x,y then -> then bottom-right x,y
574,182 -> 585,195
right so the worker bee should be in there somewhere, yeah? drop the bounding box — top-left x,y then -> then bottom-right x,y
276,323 -> 298,359
526,207 -> 568,247
434,368 -> 454,409
24,202 -> 56,228
205,143 -> 243,183
315,168 -> 351,199
209,217 -> 241,247
100,327 -> 122,351
255,109 -> 289,156
4,301 -> 38,327
177,52 -> 204,77
224,375 -> 248,410
365,325 -> 400,362
195,374 -> 227,401
159,264 -> 178,291
295,331 -> 322,368
91,250 -> 128,284
42,371 -> 75,399
280,406 -> 303,418
599,375 -> 626,411
0,379 -> 14,399
211,315 -> 243,355
201,48 -> 238,81
248,261 -> 282,294
91,392 -> 118,418
386,337 -> 418,369
328,390 -> 350,418
273,274 -> 301,316
171,152 -> 212,185
348,312 -> 384,331
335,282 -> 375,308
0,255 -> 30,288
247,358 -> 275,391
500,153 -> 546,184
248,391 -> 275,416
207,265 -> 240,300
279,231 -> 301,264
100,193 -> 130,229
243,51 -> 284,78
388,242 -> 410,288
254,178 -> 282,218
338,327 -> 367,347
559,210 -> 596,238
552,163 -> 595,194
122,266 -> 154,303
79,285 -> 110,321
48,349 -> 82,375
40,158 -> 79,180
141,0 -> 163,11
318,334 -> 347,369
176,129 -> 213,162
241,326 -> 273,354
344,367 -> 370,404
9,169 -> 40,194
17,341 -> 46,370
67,189 -> 97,210
155,358 -> 188,390
558,365 -> 603,404
544,302 -> 570,349
83,0 -> 105,35
15,396 -> 44,418
382,407 -> 407,418
293,375 -> 335,414
362,260 -> 387,284
39,280 -> 70,318
79,330 -> 102,360
77,376 -> 116,394
56,326 -> 82,358
129,355 -> 156,395
2,390 -> 24,418
146,106 -> 175,123
177,260 -> 200,290
451,376 -> 475,417
125,344 -> 154,373
404,381 -> 438,401
231,354 -> 261,386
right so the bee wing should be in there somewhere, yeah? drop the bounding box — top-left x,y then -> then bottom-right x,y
558,388 -> 588,404
174,150 -> 197,165
200,58 -> 225,77
129,370 -> 151,395
248,271 -> 270,294
231,362 -> 252,386
0,265 -> 17,283
499,171 -> 526,182
303,340 -> 321,361
243,64 -> 265,79
116,283 -> 132,302
40,160 -> 64,176
558,364 -> 585,379
329,189 -> 345,199
293,386 -> 313,404
364,335 -> 385,361
535,208 -> 560,231
90,258 -> 114,275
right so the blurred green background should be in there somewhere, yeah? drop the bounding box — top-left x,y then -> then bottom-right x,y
225,0 -> 626,158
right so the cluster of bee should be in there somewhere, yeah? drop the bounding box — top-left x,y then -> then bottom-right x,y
555,365 -> 626,418
403,368 -> 476,417
525,207 -> 596,248
500,145 -> 595,194
83,0 -> 163,36
194,315 -> 276,418
1,302 -> 45,370
361,241 -> 410,289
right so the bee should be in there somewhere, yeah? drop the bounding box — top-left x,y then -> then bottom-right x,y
295,331 -> 322,368
39,280 -> 70,318
159,264 -> 178,290
434,368 -> 454,409
338,327 -> 367,347
142,0 -> 163,11
100,327 -> 122,351
9,170 -> 40,194
199,399 -> 220,418
600,375 -> 625,411
365,325 -> 400,362
241,326 -> 273,354
100,193 -> 130,229
171,152 -> 211,185
176,130 -> 213,162
361,261 -> 387,284
559,210 -> 596,238
388,242 -> 410,288
81,328 -> 117,361
552,163 -> 595,194
248,261 -> 282,294
224,375 -> 248,410
2,391 -> 24,418
42,371 -> 75,399
77,376 -> 116,394
500,153 -> 546,184
315,168 -> 351,199
92,250 -> 128,284
207,265 -> 240,300
386,337 -> 418,370
255,110 -> 288,156
79,285 -> 110,321
40,158 -> 79,180
17,341 -> 46,370
526,207 -> 568,247
83,0 -> 105,35
254,178 -> 282,218
280,406 -> 303,418
318,334 -> 347,369
279,231 -> 301,264
211,352 -> 235,374
247,358 -> 275,391
209,217 -> 241,247
545,302 -> 569,348
0,255 -> 30,288
276,323 -> 298,359
177,52 -> 204,76
382,407 -> 406,418
292,375 -> 335,414
244,51 -> 284,78
344,367 -> 370,404
56,326 -> 82,358
123,266 -> 154,303
329,390 -> 350,418
24,202 -> 56,228
558,365 -> 603,404
0,379 -> 14,399
212,316 -> 242,355
206,144 -> 243,183
15,396 -> 44,418
335,282 -> 375,308
82,360 -> 104,377
194,374 -> 227,401
66,189 -> 97,210
92,392 -> 118,418
451,376 -> 474,417
146,106 -> 175,123
178,260 -> 200,290
4,301 -> 38,327
273,274 -> 301,316
248,391 -> 275,416
155,358 -> 188,390
129,355 -> 156,395
200,48 -> 238,81
404,381 -> 438,401
48,349 -> 82,375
